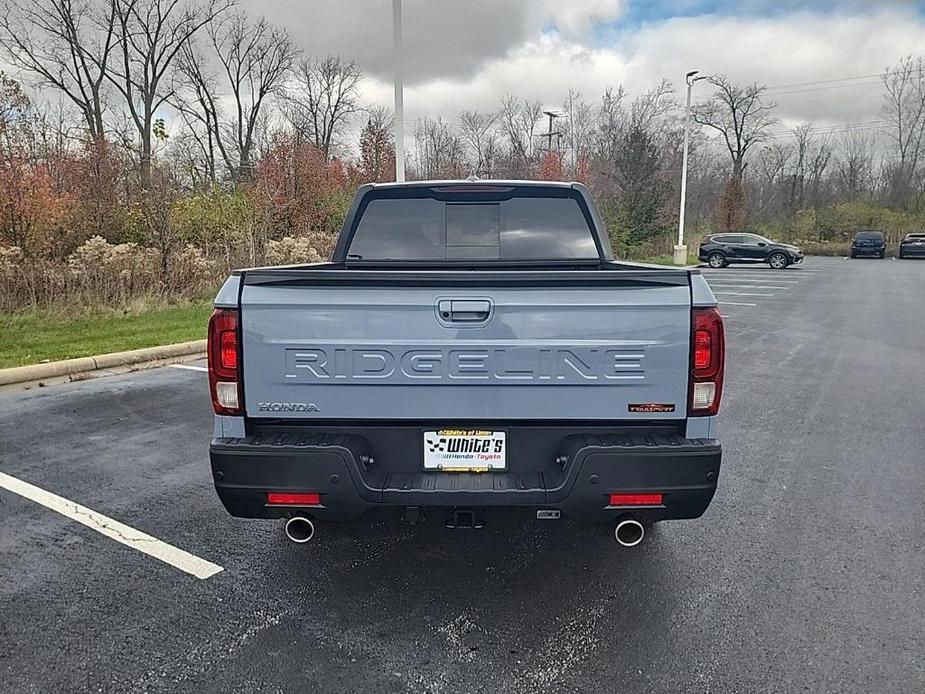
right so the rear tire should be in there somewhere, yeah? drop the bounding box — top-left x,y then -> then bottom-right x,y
768,252 -> 789,269
707,252 -> 727,268
879,251 -> 885,259
850,251 -> 857,259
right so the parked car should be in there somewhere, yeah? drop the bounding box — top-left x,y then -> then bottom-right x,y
207,180 -> 724,548
898,233 -> 925,259
850,230 -> 886,259
698,233 -> 804,269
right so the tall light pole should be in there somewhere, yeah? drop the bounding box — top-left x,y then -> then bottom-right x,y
675,70 -> 707,265
393,0 -> 405,182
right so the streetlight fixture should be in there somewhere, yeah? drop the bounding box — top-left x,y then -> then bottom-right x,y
393,0 -> 405,182
675,69 -> 708,265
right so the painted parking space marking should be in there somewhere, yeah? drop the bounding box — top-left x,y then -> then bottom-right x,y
0,471 -> 223,580
718,301 -> 757,306
704,277 -> 800,283
712,291 -> 775,297
706,284 -> 790,290
702,276 -> 800,283
702,268 -> 823,274
169,363 -> 208,372
703,274 -> 801,280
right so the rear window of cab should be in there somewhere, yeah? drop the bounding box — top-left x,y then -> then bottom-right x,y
346,191 -> 599,261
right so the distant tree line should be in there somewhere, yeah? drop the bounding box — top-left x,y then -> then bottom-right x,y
1,0 -> 924,310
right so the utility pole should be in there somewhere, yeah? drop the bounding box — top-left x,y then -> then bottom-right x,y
542,111 -> 561,152
393,0 -> 405,182
676,70 -> 707,265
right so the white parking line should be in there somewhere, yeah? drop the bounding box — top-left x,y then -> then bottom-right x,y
707,284 -> 790,290
702,268 -> 823,273
701,272 -> 802,279
0,471 -> 223,580
170,363 -> 207,372
712,291 -> 775,297
704,275 -> 800,284
705,277 -> 800,283
718,301 -> 757,306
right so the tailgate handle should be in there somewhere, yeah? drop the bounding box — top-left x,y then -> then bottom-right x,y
437,299 -> 492,322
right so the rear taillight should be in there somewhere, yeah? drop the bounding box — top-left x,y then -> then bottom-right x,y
689,306 -> 725,416
208,308 -> 242,415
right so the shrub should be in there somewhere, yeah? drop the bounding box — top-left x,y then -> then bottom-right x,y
266,236 -> 325,265
66,235 -> 159,305
0,236 -> 219,311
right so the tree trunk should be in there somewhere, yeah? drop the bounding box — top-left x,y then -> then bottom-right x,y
140,113 -> 153,189
238,149 -> 253,183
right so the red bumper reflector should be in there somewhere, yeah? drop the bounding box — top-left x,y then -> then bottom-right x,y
267,492 -> 322,506
609,493 -> 664,506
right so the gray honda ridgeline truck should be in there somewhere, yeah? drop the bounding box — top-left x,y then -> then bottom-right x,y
208,181 -> 724,547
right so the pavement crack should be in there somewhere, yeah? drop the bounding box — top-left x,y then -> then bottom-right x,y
69,501 -> 158,545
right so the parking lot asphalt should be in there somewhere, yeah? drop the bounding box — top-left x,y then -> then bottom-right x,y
1,256 -> 923,693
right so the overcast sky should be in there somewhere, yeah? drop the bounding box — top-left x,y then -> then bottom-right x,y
240,0 -> 925,138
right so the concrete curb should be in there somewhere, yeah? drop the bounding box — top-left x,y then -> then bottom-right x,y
0,340 -> 207,387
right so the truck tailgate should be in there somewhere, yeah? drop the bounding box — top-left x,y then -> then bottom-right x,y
239,272 -> 691,421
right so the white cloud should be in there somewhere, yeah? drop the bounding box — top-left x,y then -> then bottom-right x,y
353,6 -> 925,140
538,0 -> 626,36
361,34 -> 629,118
620,9 -> 925,123
238,0 -> 626,84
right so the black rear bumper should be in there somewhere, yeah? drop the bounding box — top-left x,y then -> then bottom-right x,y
210,429 -> 721,524
852,247 -> 885,256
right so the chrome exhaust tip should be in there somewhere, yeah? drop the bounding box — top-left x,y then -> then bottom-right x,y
614,518 -> 645,547
284,516 -> 315,543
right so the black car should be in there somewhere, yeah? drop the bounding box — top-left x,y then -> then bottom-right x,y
850,230 -> 886,259
898,233 -> 925,259
698,233 -> 804,269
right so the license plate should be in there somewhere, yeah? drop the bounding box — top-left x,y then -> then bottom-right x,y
423,430 -> 506,471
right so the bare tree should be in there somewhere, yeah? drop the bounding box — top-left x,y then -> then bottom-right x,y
755,141 -> 792,216
414,116 -> 463,179
498,96 -> 542,177
102,0 -> 232,188
359,105 -> 394,182
805,133 -> 833,209
175,13 -> 295,182
210,13 -> 294,180
458,110 -> 498,177
283,55 -> 362,160
593,86 -> 628,168
167,126 -> 212,188
562,89 -> 595,175
173,44 -> 220,184
0,0 -> 117,141
693,75 -> 777,180
629,79 -> 675,134
837,125 -> 874,201
789,123 -> 813,210
785,124 -> 833,210
881,56 -> 925,208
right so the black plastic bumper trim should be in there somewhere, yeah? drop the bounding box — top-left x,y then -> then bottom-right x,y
210,431 -> 721,523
